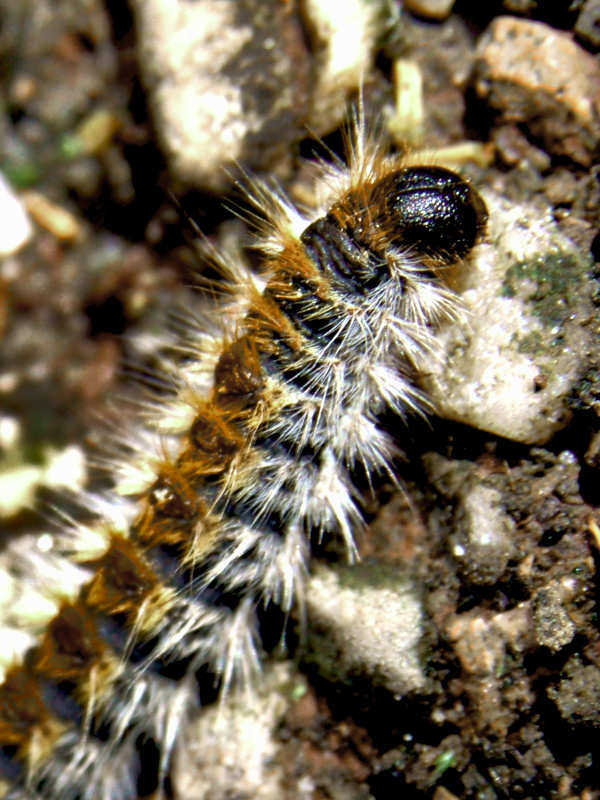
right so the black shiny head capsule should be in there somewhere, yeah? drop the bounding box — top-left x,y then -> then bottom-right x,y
300,165 -> 487,295
369,166 -> 488,265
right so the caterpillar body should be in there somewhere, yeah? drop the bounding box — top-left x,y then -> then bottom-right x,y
0,119 -> 487,799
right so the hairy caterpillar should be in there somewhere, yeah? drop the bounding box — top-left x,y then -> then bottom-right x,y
0,117 -> 487,800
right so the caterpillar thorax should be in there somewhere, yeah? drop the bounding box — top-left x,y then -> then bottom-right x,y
0,122 -> 487,800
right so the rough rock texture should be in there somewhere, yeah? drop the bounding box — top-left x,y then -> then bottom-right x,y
423,190 -> 597,444
548,656 -> 600,725
449,481 -> 516,586
173,664 -> 294,800
474,16 -> 600,165
132,0 -> 311,191
305,564 -> 427,696
531,582 -> 576,652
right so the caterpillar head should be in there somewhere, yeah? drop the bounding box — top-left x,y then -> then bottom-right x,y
368,166 -> 488,266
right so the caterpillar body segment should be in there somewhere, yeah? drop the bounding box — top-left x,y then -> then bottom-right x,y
0,119 -> 487,799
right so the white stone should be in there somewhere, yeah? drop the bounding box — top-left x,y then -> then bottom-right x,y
174,664 -> 293,800
0,172 -> 32,256
132,0 -> 309,191
423,190 -> 595,444
306,564 -> 426,696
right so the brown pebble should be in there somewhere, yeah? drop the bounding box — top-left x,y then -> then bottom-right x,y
492,125 -> 551,171
474,16 -> 600,165
544,169 -> 578,206
575,0 -> 600,49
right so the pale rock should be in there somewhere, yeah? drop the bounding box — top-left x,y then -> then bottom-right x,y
305,563 -> 426,696
132,0 -> 310,191
0,172 -> 32,256
173,664 -> 293,800
423,190 -> 595,444
474,17 -> 600,165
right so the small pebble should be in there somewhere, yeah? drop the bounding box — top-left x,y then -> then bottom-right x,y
75,109 -> 121,155
575,0 -> 600,49
387,59 -> 424,146
306,564 -> 426,696
548,657 -> 600,724
474,17 -> 600,165
302,0 -> 384,132
0,173 -> 33,256
0,417 -> 20,450
404,0 -> 455,20
452,484 -> 515,585
532,585 -> 575,652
